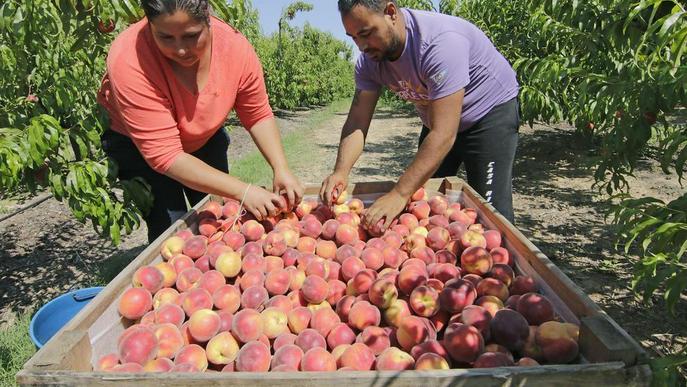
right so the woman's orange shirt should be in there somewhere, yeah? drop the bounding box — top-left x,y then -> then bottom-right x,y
98,16 -> 273,173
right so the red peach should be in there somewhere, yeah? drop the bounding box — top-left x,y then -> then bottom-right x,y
212,284 -> 241,312
271,344 -> 303,370
339,342 -> 375,370
510,275 -> 538,295
240,220 -> 265,242
235,341 -> 271,372
132,266 -> 164,294
490,247 -> 512,266
460,246 -> 493,276
347,301 -> 381,331
231,309 -> 264,343
260,307 -> 289,339
301,347 -> 337,371
287,306 -> 312,334
295,328 -> 327,352
118,288 -> 153,320
356,326 -> 390,355
118,325 -> 158,365
240,285 -> 269,310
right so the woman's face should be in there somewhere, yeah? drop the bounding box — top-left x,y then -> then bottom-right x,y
149,10 -> 210,67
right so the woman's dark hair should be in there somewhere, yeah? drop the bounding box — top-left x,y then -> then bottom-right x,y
338,0 -> 396,15
141,0 -> 211,23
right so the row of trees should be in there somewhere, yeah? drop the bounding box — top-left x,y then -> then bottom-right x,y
0,0 -> 353,243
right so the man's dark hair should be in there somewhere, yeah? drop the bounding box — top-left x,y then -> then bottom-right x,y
337,0 -> 396,15
141,0 -> 211,23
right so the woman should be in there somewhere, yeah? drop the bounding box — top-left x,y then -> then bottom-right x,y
98,0 -> 303,242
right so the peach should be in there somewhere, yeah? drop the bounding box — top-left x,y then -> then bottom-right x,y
404,232 -> 427,252
410,246 -> 436,265
510,275 -> 538,295
271,344 -> 304,371
154,262 -> 177,289
336,244 -> 360,262
521,326 -> 544,361
321,219 -> 339,240
426,227 -> 450,251
176,267 -> 203,292
427,215 -> 450,231
295,328 -> 327,352
260,307 -> 289,338
396,316 -> 433,352
409,200 -> 431,220
458,304 -> 492,340
297,236 -> 317,254
483,229 -> 502,250
199,200 -> 223,219
265,268 -> 291,296
461,273 -> 482,288
221,230 -> 245,251
347,301 -> 381,331
139,311 -> 155,325
188,309 -> 220,342
118,325 -> 158,365
213,284 -> 241,313
132,266 -> 164,294
411,187 -> 428,201
154,303 -> 185,327
287,306 -> 312,334
153,323 -> 184,359
181,288 -> 213,317
399,213 -> 420,230
240,285 -> 269,310
217,309 -> 234,333
347,198 -> 364,214
273,332 -> 298,351
516,292 -> 555,325
367,277 -> 398,309
428,195 -> 449,216
398,267 -> 428,296
231,309 -> 264,343
382,246 -> 404,269
357,326 -> 390,355
305,258 -> 330,279
339,342 -> 375,370
488,264 -> 515,287
327,261 -> 341,281
143,357 -> 174,372
241,253 -> 267,274
415,352 -> 449,370
341,256 -> 366,282
517,357 -> 540,366
300,218 -> 323,239
175,229 -> 194,241
535,321 -> 580,364
282,248 -> 301,266
96,353 -> 119,371
170,254 -> 194,274
460,246 -> 493,276
118,288 -> 152,320
199,270 -> 225,294
221,198 -> 241,218
460,230 -> 487,250
266,294 -> 293,313
110,363 -> 144,372
476,278 -> 509,302
473,351 -> 514,368
160,236 -> 185,261
335,295 -> 356,323
238,269 -> 265,290
505,294 -> 520,309
442,322 -> 484,364
335,223 -> 359,246
183,236 -> 208,260
490,308 -> 530,352
199,217 -> 221,237
409,285 -> 440,317
438,279 -> 476,314
474,295 -> 505,317
401,258 -> 427,271
326,322 -> 357,350
241,241 -> 263,257
431,263 -> 460,284
193,255 -> 211,272
205,331 -> 239,365
315,240 -> 337,260
235,341 -> 271,372
240,220 -> 265,242
326,279 -> 347,305
490,247 -> 512,266
375,347 -> 415,371
410,340 -> 449,361
301,347 -> 337,371
287,267 -> 306,291
301,275 -> 329,304
261,231 -> 286,257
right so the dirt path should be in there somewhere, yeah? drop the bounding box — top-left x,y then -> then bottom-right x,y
1,105 -> 686,366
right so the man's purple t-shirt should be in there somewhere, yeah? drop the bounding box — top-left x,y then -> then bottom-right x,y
355,8 -> 519,131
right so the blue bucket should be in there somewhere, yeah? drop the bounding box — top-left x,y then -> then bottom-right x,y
29,287 -> 104,348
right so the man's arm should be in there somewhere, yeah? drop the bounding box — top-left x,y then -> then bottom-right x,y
320,88 -> 380,205
362,89 -> 465,229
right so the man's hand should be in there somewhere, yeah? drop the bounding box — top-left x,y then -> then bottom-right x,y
362,188 -> 409,232
273,168 -> 304,211
320,171 -> 349,206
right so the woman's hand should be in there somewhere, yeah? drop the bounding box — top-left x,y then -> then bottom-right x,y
273,168 -> 304,211
241,185 -> 283,220
320,171 -> 349,206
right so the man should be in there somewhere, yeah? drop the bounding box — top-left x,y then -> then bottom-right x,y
320,0 -> 520,230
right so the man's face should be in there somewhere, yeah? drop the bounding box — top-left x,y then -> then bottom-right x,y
149,11 -> 210,68
342,3 -> 402,62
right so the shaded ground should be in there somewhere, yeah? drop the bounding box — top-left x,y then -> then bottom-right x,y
1,105 -> 685,370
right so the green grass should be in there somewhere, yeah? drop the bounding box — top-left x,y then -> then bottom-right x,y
230,99 -> 350,185
0,314 -> 36,387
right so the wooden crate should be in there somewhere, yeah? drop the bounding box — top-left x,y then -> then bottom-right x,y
17,177 -> 652,386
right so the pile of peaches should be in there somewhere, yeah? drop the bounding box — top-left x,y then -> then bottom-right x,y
96,188 -> 580,373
